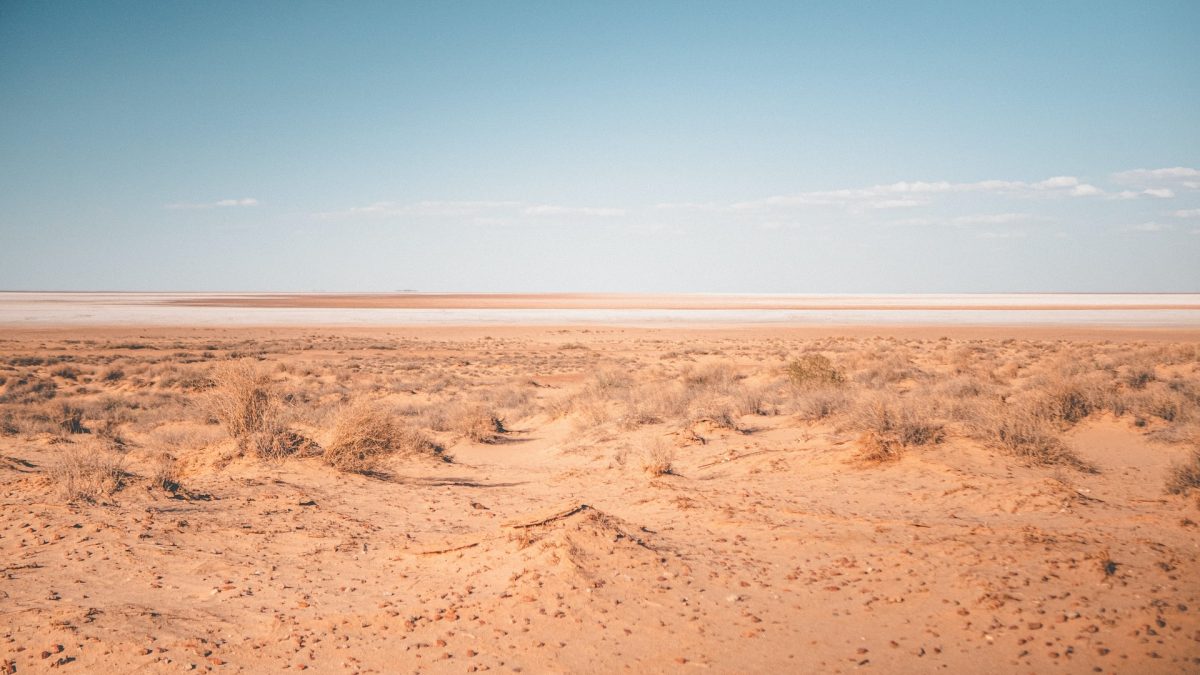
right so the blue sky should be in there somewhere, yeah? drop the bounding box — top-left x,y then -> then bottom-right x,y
1,1 -> 1197,292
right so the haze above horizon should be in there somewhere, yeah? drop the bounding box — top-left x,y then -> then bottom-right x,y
1,1 -> 1198,293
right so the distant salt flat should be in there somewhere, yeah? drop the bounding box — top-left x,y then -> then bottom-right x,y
1,292 -> 1199,327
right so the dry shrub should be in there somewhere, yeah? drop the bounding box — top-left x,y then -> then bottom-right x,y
850,396 -> 944,451
857,430 -> 905,463
325,402 -> 441,473
992,360 -> 1021,381
971,400 -> 1090,470
482,382 -> 536,417
1122,364 -> 1157,390
423,402 -> 507,442
148,424 -> 222,454
0,376 -> 57,404
1120,383 -> 1194,424
617,391 -> 663,430
684,361 -> 739,392
641,439 -> 675,477
0,409 -> 18,436
571,395 -> 613,431
793,387 -> 851,421
247,429 -> 314,461
934,374 -> 993,400
626,381 -> 692,422
51,365 -> 81,381
1038,374 -> 1109,424
934,375 -> 996,423
853,352 -> 923,387
206,360 -> 282,438
688,400 -> 741,431
589,367 -> 632,394
453,404 -> 506,443
150,451 -> 181,492
1165,447 -> 1200,495
734,383 -> 781,416
55,403 -> 86,435
0,402 -> 86,438
95,415 -> 127,449
50,443 -> 126,503
543,392 -> 576,419
206,360 -> 304,458
787,354 -> 844,389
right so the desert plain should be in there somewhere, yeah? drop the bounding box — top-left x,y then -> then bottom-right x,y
1,295 -> 1199,674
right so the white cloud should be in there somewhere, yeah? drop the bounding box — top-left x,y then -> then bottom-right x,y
306,166 -> 1196,233
868,198 -> 927,209
976,231 -> 1027,239
374,200 -> 519,217
653,202 -> 723,212
1122,221 -> 1172,232
312,200 -> 524,219
1141,188 -> 1175,199
953,213 -> 1036,225
1108,188 -> 1177,200
1034,176 -> 1078,189
523,205 -> 626,217
886,217 -> 936,227
1112,167 -> 1200,184
312,200 -> 624,222
166,198 -> 259,209
1172,209 -> 1200,218
730,174 -> 1104,212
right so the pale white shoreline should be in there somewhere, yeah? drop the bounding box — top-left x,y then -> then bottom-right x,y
2,292 -> 1199,327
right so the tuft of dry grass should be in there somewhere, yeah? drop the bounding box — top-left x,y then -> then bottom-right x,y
793,386 -> 851,421
205,360 -> 305,459
689,400 -> 741,432
455,405 -> 507,443
970,400 -> 1091,470
0,409 -> 18,436
734,383 -> 781,416
641,439 -> 675,477
1038,374 -> 1108,424
1122,364 -> 1157,390
0,375 -> 57,405
423,402 -> 508,442
55,403 -> 86,435
206,360 -> 283,439
324,402 -> 442,473
1165,447 -> 1200,496
49,443 -> 126,503
786,354 -> 844,389
150,451 -> 181,492
850,396 -> 943,463
856,430 -> 905,463
683,361 -> 740,392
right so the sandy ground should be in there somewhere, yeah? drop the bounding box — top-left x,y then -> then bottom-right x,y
1,324 -> 1198,673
